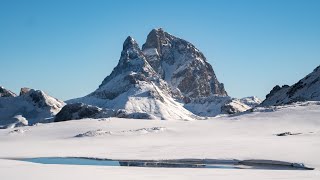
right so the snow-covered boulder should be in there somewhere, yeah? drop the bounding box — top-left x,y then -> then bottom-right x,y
184,96 -> 250,117
0,115 -> 28,129
54,103 -> 115,122
240,96 -> 262,108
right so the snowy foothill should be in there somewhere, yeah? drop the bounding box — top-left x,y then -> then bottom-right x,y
0,102 -> 319,179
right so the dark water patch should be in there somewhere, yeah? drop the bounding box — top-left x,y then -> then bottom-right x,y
17,157 -> 314,170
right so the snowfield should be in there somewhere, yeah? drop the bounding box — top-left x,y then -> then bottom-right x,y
0,102 -> 320,179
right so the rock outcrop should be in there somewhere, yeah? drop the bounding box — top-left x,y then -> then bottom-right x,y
0,86 -> 17,97
0,88 -> 65,128
261,65 -> 320,106
55,103 -> 115,122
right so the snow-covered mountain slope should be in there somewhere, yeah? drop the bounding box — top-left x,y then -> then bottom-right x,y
142,28 -> 227,100
69,37 -> 196,120
0,88 -> 65,128
240,96 -> 262,107
0,86 -> 17,97
69,29 -> 251,118
0,103 -> 319,180
261,65 -> 320,106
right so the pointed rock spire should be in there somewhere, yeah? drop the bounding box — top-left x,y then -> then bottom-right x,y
0,86 -> 17,97
123,36 -> 139,51
99,36 -> 156,88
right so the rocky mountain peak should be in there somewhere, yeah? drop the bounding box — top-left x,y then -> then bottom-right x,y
142,28 -> 227,99
20,88 -> 65,110
68,29 -> 249,119
20,87 -> 32,96
99,36 -> 156,89
0,86 -> 17,97
123,36 -> 139,51
142,28 -> 168,53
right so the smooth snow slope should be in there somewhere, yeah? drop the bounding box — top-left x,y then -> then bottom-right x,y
0,102 -> 319,179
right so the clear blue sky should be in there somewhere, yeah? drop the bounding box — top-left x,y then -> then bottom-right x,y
0,0 -> 319,100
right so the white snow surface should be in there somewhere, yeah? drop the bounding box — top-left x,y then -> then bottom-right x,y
0,102 -> 319,179
240,96 -> 262,107
70,81 -> 197,121
185,95 -> 251,117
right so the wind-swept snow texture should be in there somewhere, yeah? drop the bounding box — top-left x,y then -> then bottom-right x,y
0,102 -> 319,179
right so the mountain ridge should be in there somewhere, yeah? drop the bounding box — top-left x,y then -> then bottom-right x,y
261,65 -> 320,106
68,28 -> 251,119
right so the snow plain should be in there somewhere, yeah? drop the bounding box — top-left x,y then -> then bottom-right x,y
0,102 -> 319,179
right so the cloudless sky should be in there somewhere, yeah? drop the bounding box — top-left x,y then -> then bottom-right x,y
0,0 -> 319,100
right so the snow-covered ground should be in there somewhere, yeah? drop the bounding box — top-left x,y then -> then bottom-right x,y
0,102 -> 319,179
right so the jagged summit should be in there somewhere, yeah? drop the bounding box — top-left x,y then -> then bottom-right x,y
69,35 -> 194,120
123,36 -> 139,50
142,28 -> 227,100
142,28 -> 168,53
68,29 -> 250,119
0,86 -> 17,97
99,35 -> 156,88
96,36 -> 160,99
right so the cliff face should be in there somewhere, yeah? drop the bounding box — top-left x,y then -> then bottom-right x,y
142,28 -> 227,100
68,29 -> 250,119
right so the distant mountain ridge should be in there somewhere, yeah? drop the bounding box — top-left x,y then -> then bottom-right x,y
0,87 -> 65,128
261,65 -> 320,106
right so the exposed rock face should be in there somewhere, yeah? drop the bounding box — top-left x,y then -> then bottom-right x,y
142,28 -> 227,99
55,103 -> 115,122
20,87 -> 31,96
90,36 -> 171,101
68,36 -> 196,120
261,65 -> 320,106
55,103 -> 158,122
0,88 -> 65,128
68,29 -> 250,119
0,86 -> 16,97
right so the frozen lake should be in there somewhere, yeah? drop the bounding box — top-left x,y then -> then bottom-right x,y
19,157 -> 314,170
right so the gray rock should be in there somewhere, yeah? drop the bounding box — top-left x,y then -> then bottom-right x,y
0,86 -> 17,97
261,65 -> 320,106
142,28 -> 227,99
55,103 -> 115,122
20,87 -> 31,96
